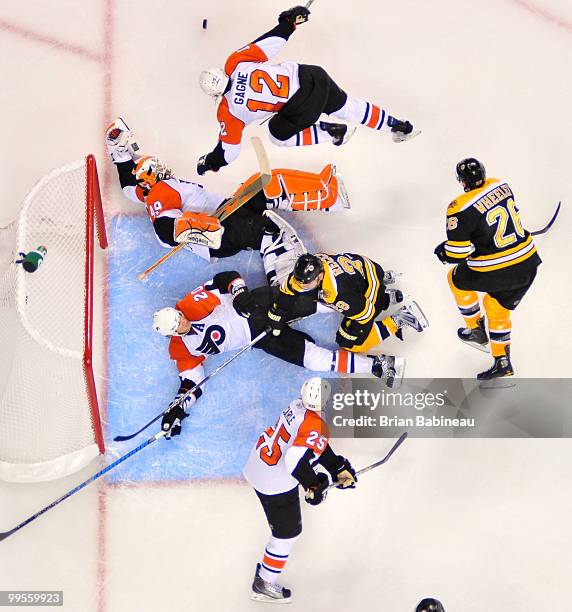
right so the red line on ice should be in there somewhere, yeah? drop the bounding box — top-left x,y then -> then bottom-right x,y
511,0 -> 572,34
0,18 -> 103,61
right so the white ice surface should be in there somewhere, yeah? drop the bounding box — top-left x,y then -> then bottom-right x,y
1,1 -> 571,610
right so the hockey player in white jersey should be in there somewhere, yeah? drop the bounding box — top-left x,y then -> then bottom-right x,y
243,377 -> 357,603
196,6 -> 419,175
105,118 -> 350,281
154,272 -> 403,437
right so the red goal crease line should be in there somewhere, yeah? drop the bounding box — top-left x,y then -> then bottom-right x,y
0,18 -> 103,62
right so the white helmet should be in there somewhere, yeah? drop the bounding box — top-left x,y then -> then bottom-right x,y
133,156 -> 172,189
199,67 -> 230,98
300,377 -> 332,412
152,307 -> 183,336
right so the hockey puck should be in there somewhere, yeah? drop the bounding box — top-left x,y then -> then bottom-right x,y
202,18 -> 208,29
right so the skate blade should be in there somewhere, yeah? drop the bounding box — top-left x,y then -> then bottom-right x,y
478,376 -> 516,389
406,299 -> 429,330
336,176 -> 351,209
342,126 -> 357,145
388,357 -> 406,389
458,338 -> 490,353
393,129 -> 421,143
250,592 -> 292,604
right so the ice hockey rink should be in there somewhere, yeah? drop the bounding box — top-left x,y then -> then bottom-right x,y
1,0 -> 572,610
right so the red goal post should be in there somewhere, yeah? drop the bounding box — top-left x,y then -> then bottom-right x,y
0,155 -> 107,482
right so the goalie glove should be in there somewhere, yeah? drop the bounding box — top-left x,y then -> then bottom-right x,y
304,472 -> 329,506
331,457 -> 357,489
279,5 -> 310,27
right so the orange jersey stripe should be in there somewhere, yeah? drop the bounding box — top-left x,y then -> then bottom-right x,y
337,350 -> 349,373
169,336 -> 205,373
217,97 -> 245,145
293,410 -> 330,452
302,127 -> 312,145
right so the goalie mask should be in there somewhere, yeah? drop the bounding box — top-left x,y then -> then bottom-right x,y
133,156 -> 173,189
153,307 -> 184,336
199,67 -> 230,98
300,377 -> 331,412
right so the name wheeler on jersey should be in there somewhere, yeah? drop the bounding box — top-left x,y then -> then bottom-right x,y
168,282 -> 251,382
444,179 -> 540,272
243,399 -> 329,496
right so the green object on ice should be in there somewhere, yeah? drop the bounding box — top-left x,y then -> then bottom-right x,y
17,246 -> 47,273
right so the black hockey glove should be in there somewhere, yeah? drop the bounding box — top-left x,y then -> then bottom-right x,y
161,403 -> 188,439
335,318 -> 368,349
331,457 -> 357,489
233,287 -> 257,319
304,472 -> 329,506
278,5 -> 310,27
433,241 -> 448,263
197,153 -> 220,176
266,305 -> 287,337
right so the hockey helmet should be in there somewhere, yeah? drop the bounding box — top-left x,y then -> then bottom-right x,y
300,377 -> 331,412
293,254 -> 324,287
133,156 -> 172,189
153,307 -> 183,336
199,67 -> 230,98
456,158 -> 486,192
416,598 -> 445,612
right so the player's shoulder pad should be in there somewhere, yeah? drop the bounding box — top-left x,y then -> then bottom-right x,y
224,43 -> 268,76
293,410 -> 330,452
147,179 -> 181,207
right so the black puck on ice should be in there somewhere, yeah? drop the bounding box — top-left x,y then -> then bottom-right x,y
202,18 -> 208,29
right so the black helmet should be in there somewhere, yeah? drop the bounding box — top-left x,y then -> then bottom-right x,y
416,598 -> 445,612
456,158 -> 486,192
293,254 -> 324,285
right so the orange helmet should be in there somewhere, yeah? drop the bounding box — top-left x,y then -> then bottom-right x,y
132,156 -> 172,189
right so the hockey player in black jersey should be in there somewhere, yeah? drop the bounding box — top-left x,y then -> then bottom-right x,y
434,158 -> 541,380
265,253 -> 428,359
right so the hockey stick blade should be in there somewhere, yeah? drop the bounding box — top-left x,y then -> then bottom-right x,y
0,431 -> 166,543
327,432 -> 408,491
113,331 -> 268,442
531,201 -> 561,236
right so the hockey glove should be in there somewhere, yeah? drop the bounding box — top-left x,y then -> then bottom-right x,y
331,457 -> 357,489
335,318 -> 369,349
233,288 -> 257,319
161,403 -> 188,439
304,472 -> 329,506
197,153 -> 220,176
278,5 -> 310,27
266,305 -> 286,337
433,241 -> 448,263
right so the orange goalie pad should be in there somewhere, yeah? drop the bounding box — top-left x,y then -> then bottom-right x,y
235,164 -> 339,211
174,212 -> 223,249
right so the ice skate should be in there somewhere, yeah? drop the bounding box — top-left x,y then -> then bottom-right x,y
105,117 -> 140,163
383,270 -> 402,285
261,211 -> 306,286
251,563 -> 292,604
477,348 -> 515,388
371,355 -> 405,389
386,288 -> 404,306
457,317 -> 489,353
391,300 -> 429,340
319,121 -> 356,146
389,118 -> 421,143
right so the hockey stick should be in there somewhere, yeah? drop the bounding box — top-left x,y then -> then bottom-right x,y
113,330 -> 268,442
137,137 -> 271,280
0,431 -> 167,543
531,201 -> 561,236
327,431 -> 408,491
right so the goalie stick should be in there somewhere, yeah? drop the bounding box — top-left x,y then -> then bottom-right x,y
137,137 -> 271,281
0,430 -> 167,543
113,330 -> 268,442
531,201 -> 561,236
327,431 -> 408,491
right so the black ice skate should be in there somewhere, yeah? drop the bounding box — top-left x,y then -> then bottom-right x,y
477,348 -> 514,387
388,117 -> 421,143
371,355 -> 405,389
319,121 -> 356,146
251,563 -> 292,604
457,317 -> 489,353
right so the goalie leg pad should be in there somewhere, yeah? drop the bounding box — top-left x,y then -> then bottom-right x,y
267,165 -> 341,211
174,212 -> 224,249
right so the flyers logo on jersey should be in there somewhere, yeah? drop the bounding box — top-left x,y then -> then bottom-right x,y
196,325 -> 226,354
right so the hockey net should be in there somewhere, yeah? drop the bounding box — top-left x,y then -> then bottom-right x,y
0,155 -> 107,482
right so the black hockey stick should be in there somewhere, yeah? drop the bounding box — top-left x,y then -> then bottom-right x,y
0,430 -> 167,543
113,330 -> 268,442
531,201 -> 561,236
327,431 -> 408,491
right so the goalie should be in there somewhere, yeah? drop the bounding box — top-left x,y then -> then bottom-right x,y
106,118 -> 349,284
